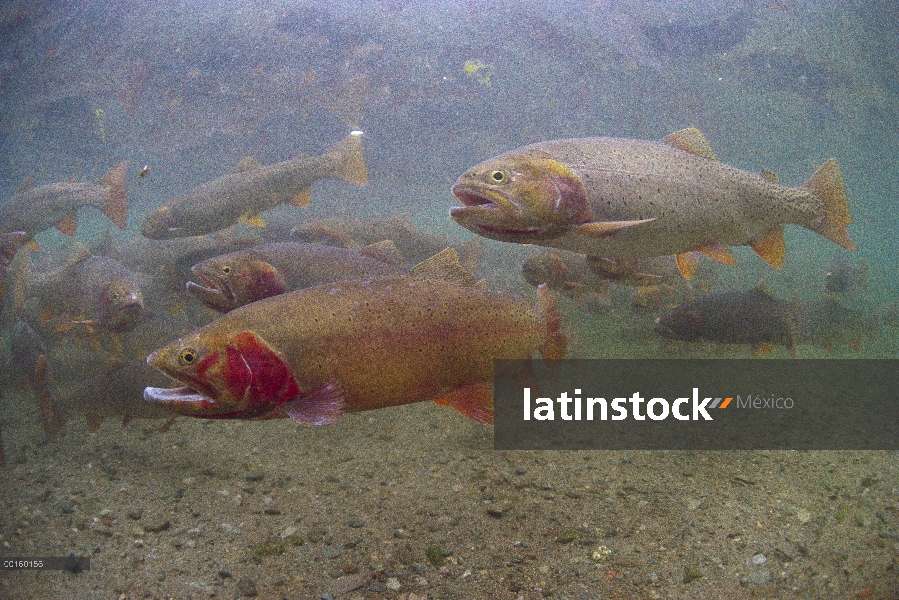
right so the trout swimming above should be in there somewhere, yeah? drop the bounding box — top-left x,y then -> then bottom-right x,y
144,273 -> 565,425
450,128 -> 854,279
0,163 -> 127,238
140,132 -> 367,240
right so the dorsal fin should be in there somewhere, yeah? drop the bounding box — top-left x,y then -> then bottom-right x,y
662,128 -> 718,161
17,175 -> 36,193
409,247 -> 477,287
761,169 -> 779,183
359,240 -> 405,266
231,156 -> 262,174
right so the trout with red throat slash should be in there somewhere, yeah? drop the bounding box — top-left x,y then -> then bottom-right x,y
451,128 -> 854,279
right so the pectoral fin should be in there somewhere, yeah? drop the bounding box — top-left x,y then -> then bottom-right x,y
281,380 -> 346,425
578,218 -> 655,238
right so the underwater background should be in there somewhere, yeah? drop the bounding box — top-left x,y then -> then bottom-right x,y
1,1 -> 899,598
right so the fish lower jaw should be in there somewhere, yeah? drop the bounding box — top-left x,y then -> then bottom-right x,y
144,385 -> 210,405
185,281 -> 235,312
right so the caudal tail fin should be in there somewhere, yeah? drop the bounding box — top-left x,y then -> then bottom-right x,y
537,284 -> 567,369
98,162 -> 128,230
803,158 -> 855,251
324,132 -> 368,186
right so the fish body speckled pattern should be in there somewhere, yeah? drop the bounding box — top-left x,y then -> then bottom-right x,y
140,133 -> 367,239
0,163 -> 128,237
451,128 -> 853,277
186,242 -> 406,312
145,276 -> 564,424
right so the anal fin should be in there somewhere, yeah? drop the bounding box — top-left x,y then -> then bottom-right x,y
749,227 -> 785,268
434,381 -> 494,424
56,211 -> 78,236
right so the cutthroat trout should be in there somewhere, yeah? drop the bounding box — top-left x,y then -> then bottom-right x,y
654,283 -> 797,357
0,163 -> 127,237
14,248 -> 144,333
144,277 -> 565,424
186,242 -> 410,312
451,128 -> 854,278
140,132 -> 367,239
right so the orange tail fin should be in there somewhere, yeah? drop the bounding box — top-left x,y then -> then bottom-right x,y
99,162 -> 128,230
803,158 -> 855,251
537,284 -> 566,368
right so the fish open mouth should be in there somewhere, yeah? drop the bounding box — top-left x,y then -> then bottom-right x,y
449,206 -> 552,238
106,301 -> 144,332
186,267 -> 236,311
453,188 -> 496,207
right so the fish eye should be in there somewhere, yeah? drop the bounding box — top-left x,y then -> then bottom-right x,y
179,348 -> 197,365
111,291 -> 120,300
488,169 -> 510,184
221,266 -> 232,275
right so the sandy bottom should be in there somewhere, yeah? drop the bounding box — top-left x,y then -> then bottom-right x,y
1,385 -> 897,600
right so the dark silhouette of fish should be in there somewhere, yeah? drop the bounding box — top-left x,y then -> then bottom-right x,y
654,283 -> 797,357
825,252 -> 868,294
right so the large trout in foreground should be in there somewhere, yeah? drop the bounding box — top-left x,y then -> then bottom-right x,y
451,128 -> 854,279
144,276 -> 565,425
140,132 -> 367,239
